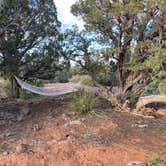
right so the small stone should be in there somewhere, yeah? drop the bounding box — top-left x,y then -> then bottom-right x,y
144,116 -> 155,119
128,160 -> 147,166
33,124 -> 41,132
131,124 -> 137,127
64,120 -> 82,127
17,114 -> 24,122
3,151 -> 9,155
16,144 -> 29,153
62,114 -> 68,120
137,120 -> 143,124
138,124 -> 148,128
29,139 -> 46,146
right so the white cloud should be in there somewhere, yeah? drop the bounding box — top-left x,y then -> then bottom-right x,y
53,0 -> 84,30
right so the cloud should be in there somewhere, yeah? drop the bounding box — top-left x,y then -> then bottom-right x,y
53,0 -> 84,30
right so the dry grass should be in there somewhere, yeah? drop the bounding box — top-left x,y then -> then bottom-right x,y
0,77 -> 10,97
69,74 -> 94,86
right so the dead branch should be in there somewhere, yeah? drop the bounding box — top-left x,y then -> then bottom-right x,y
136,95 -> 166,110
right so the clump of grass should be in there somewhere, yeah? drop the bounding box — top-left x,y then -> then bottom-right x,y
70,89 -> 94,114
0,77 -> 10,97
0,144 -> 8,154
149,155 -> 164,166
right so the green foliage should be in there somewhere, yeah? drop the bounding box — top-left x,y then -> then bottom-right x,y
54,70 -> 72,83
71,0 -> 166,101
0,0 -> 66,97
70,89 -> 94,114
146,46 -> 164,73
70,75 -> 94,86
158,82 -> 166,94
130,44 -> 166,95
146,46 -> 165,94
149,155 -> 164,166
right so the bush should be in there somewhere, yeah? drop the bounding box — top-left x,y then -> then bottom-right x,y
0,144 -> 8,154
158,82 -> 166,94
70,89 -> 94,114
149,155 -> 164,166
70,74 -> 94,86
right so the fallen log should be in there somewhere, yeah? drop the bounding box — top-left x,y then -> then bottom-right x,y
136,95 -> 166,110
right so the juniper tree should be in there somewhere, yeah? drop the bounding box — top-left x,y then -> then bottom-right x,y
0,0 -> 63,98
62,26 -> 118,86
71,0 -> 166,106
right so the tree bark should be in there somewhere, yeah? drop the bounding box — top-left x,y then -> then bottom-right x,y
10,76 -> 19,98
117,52 -> 125,92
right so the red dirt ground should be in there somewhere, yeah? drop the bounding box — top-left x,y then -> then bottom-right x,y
0,97 -> 165,166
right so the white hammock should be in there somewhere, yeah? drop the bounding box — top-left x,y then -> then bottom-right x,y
15,76 -> 80,96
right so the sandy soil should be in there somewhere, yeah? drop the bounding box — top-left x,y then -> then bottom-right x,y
0,97 -> 165,166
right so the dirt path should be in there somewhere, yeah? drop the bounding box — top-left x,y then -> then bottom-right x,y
0,98 -> 165,166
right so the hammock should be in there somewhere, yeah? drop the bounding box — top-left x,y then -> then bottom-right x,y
15,76 -> 80,96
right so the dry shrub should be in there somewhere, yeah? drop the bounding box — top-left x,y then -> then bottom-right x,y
0,77 -> 10,97
70,74 -> 94,86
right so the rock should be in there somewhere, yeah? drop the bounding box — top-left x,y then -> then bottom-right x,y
17,114 -> 24,122
61,114 -> 68,120
33,124 -> 41,132
138,124 -> 148,128
131,124 -> 137,128
65,130 -> 78,141
137,120 -> 143,124
29,139 -> 46,146
5,132 -> 12,137
128,160 -> 148,166
16,144 -> 29,153
132,124 -> 148,128
143,116 -> 155,119
64,120 -> 82,127
3,151 -> 9,155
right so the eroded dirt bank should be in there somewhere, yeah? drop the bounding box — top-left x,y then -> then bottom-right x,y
0,98 -> 165,166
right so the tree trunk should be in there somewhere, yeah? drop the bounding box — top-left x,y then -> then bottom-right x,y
117,52 -> 125,92
10,76 -> 19,98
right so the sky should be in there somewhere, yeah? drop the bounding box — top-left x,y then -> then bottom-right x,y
53,0 -> 84,31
